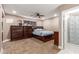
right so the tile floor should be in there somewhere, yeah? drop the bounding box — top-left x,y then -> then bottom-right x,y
58,43 -> 79,54
3,38 -> 60,54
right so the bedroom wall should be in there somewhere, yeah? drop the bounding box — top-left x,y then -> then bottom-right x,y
0,5 -> 2,48
43,17 -> 59,31
36,20 -> 43,26
3,14 -> 23,41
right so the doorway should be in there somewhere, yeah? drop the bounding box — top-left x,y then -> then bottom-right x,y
62,6 -> 79,53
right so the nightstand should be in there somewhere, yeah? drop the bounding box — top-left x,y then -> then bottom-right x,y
54,32 -> 59,46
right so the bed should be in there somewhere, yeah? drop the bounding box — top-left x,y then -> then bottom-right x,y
32,26 -> 54,42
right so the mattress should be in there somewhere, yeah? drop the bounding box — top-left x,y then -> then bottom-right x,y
32,29 -> 54,36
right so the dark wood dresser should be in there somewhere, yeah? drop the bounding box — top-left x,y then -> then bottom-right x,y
54,32 -> 59,46
23,26 -> 32,38
10,26 -> 32,41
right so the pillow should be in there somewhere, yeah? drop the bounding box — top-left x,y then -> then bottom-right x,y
34,29 -> 43,31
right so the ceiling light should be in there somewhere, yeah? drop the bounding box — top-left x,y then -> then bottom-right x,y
12,10 -> 16,14
54,14 -> 57,17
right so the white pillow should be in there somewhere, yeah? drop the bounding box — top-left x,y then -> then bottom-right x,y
34,29 -> 43,31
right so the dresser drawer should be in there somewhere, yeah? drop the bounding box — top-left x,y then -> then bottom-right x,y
10,26 -> 23,41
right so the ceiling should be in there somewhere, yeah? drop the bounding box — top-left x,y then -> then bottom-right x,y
3,4 -> 61,18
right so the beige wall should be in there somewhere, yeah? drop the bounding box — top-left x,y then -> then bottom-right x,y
43,17 -> 59,31
0,5 -> 3,49
0,5 -> 2,42
3,14 -> 23,41
36,20 -> 43,26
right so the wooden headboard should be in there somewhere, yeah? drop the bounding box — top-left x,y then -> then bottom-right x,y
32,26 -> 44,30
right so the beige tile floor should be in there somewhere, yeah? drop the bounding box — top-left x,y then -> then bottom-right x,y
3,38 -> 60,54
58,43 -> 79,54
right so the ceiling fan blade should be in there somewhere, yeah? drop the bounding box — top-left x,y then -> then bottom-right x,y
40,15 -> 44,16
36,13 -> 40,16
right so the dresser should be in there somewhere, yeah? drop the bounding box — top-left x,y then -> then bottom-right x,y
23,26 -> 32,38
10,26 -> 32,41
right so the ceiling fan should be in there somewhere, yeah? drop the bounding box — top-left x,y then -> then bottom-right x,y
31,12 -> 44,18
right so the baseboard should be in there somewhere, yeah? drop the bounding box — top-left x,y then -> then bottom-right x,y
58,46 -> 64,49
3,39 -> 10,43
0,48 -> 3,54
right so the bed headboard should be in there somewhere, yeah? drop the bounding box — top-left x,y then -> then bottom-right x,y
32,26 -> 44,30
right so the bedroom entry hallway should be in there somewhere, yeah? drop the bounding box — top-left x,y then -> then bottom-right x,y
59,6 -> 79,54
2,4 -> 60,54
